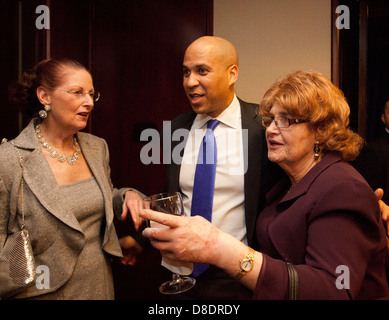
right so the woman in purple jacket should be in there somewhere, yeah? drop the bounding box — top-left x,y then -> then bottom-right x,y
141,71 -> 389,299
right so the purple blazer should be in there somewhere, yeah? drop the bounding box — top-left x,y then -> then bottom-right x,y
254,152 -> 389,300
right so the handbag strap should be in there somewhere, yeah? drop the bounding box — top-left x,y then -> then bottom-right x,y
286,263 -> 299,300
9,142 -> 26,229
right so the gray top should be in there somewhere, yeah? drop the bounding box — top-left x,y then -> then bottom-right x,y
33,177 -> 114,299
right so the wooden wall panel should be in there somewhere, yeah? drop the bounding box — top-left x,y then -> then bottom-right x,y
92,0 -> 212,196
0,0 -> 19,140
49,0 -> 92,66
2,0 -> 212,299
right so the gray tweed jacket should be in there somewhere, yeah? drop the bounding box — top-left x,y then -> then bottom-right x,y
0,119 -> 125,299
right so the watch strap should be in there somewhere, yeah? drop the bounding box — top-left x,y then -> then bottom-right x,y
231,247 -> 255,280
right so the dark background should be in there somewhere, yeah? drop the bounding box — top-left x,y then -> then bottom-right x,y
1,0 -> 389,299
335,0 -> 389,141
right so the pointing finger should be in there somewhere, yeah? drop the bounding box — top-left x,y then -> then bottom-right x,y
140,209 -> 182,228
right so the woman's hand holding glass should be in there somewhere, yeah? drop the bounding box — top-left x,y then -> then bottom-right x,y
142,192 -> 196,294
141,208 -> 220,264
141,207 -> 263,293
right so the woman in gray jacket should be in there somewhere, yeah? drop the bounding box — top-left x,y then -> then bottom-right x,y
0,58 -> 141,299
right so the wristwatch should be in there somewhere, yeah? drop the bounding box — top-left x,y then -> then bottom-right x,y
231,247 -> 255,280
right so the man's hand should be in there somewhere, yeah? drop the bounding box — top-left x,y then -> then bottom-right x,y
120,236 -> 143,266
375,188 -> 389,222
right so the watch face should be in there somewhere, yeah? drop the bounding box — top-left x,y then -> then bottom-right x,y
241,259 -> 253,272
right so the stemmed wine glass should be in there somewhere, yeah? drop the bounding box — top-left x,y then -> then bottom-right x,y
143,192 -> 196,294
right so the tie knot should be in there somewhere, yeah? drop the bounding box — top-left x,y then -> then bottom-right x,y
207,119 -> 220,131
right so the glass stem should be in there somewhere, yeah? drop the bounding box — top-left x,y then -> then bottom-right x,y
172,273 -> 182,283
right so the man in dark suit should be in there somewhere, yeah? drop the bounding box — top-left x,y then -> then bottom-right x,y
118,36 -> 281,299
163,36 -> 281,299
353,98 -> 389,204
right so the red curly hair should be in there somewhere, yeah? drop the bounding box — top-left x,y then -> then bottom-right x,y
259,70 -> 364,161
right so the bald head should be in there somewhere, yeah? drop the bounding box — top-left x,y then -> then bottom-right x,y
182,36 -> 239,118
185,36 -> 239,68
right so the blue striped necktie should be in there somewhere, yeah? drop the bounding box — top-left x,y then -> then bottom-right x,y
191,119 -> 220,277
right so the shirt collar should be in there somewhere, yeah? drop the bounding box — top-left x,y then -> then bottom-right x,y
193,94 -> 241,130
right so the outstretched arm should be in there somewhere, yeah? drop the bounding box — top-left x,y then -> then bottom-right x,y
140,209 -> 263,291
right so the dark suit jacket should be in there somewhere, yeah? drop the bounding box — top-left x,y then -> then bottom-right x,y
352,132 -> 389,204
254,152 -> 389,300
164,98 -> 282,299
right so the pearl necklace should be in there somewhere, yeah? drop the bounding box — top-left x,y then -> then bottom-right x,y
35,124 -> 81,165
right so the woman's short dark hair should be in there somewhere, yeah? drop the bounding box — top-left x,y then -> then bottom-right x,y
14,58 -> 88,116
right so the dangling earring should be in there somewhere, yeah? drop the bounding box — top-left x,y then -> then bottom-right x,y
39,105 -> 51,119
314,142 -> 321,160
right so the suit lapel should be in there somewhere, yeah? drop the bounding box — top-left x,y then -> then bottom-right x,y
239,99 -> 263,245
167,112 -> 196,192
22,149 -> 83,233
77,133 -> 108,195
278,152 -> 342,204
78,133 -> 114,245
14,120 -> 82,232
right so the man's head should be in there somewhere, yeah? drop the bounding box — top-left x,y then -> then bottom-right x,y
182,36 -> 239,118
